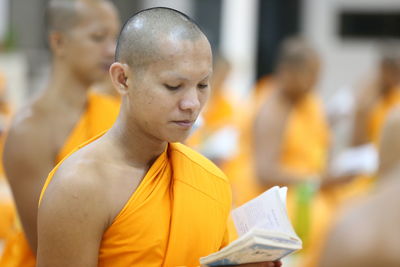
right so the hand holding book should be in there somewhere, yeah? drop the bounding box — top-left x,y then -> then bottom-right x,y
200,186 -> 302,266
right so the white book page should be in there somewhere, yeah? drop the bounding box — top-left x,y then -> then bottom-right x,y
231,186 -> 298,239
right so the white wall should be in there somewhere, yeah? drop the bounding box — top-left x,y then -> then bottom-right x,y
220,0 -> 259,98
0,52 -> 28,109
140,0 -> 194,17
302,0 -> 400,151
302,0 -> 400,100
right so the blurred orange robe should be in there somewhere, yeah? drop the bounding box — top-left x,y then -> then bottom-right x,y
0,92 -> 120,267
300,88 -> 400,267
0,72 -> 16,257
40,141 -> 232,267
368,88 -> 400,144
224,90 -> 330,206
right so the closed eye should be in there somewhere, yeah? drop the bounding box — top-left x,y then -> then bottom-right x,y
91,33 -> 106,43
164,84 -> 181,91
197,84 -> 208,90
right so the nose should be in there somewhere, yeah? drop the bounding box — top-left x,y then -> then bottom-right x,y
179,87 -> 201,113
106,38 -> 117,59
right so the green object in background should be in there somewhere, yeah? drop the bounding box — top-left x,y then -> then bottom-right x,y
2,26 -> 17,51
293,180 -> 318,247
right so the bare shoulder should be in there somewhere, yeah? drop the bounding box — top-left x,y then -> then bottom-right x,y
7,101 -> 46,138
255,90 -> 290,132
253,90 -> 291,148
256,92 -> 281,122
40,139 -> 144,230
41,145 -> 111,209
37,143 -> 116,266
39,146 -> 111,231
3,101 -> 55,172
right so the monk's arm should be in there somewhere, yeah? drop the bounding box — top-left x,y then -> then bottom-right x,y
3,122 -> 54,252
253,98 -> 306,188
37,169 -> 106,267
352,104 -> 372,146
351,82 -> 379,146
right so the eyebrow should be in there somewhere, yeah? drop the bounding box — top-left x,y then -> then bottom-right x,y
164,70 -> 212,82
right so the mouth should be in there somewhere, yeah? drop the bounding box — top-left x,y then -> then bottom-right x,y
172,120 -> 195,128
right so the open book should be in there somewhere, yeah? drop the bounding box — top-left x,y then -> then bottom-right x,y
200,186 -> 302,266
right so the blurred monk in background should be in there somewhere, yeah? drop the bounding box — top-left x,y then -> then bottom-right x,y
0,0 -> 120,266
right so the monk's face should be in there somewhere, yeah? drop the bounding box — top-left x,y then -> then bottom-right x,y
61,1 -> 119,84
379,61 -> 400,91
127,35 -> 212,143
279,56 -> 320,101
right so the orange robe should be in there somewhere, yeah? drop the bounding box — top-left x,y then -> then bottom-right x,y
0,91 -> 120,267
224,91 -> 330,206
368,88 -> 400,144
40,140 -> 232,267
299,88 -> 400,267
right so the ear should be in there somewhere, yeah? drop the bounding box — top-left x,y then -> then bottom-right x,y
109,62 -> 130,96
48,31 -> 65,56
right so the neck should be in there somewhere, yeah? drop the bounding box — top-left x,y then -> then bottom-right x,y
106,107 -> 168,169
40,61 -> 90,108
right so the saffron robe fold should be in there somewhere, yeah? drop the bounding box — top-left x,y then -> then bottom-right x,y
40,139 -> 232,267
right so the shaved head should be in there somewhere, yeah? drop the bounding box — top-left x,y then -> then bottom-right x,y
379,41 -> 400,67
115,7 -> 205,70
276,37 -> 319,70
45,0 -> 111,33
274,37 -> 320,99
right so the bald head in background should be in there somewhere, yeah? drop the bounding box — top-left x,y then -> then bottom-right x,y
46,0 -> 117,30
46,0 -> 119,83
276,37 -> 320,101
46,0 -> 81,33
377,42 -> 400,93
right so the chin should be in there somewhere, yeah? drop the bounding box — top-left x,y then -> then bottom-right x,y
165,132 -> 191,143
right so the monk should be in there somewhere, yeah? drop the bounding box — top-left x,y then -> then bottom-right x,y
319,107 -> 400,267
37,7 -> 281,267
253,38 -> 328,188
1,0 -> 120,265
226,38 -> 330,205
353,43 -> 400,146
